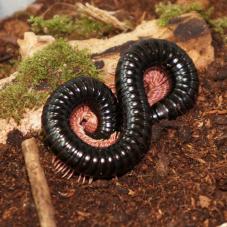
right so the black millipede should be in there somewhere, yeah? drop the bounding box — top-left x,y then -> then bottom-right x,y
41,39 -> 199,179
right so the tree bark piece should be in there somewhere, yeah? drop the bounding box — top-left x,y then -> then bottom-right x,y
22,138 -> 56,227
76,2 -> 131,31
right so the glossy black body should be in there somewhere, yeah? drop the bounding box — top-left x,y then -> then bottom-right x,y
42,39 -> 199,179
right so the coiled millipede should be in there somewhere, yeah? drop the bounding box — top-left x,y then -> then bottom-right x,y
42,39 -> 199,180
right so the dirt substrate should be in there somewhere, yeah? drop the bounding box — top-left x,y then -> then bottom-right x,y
0,0 -> 227,226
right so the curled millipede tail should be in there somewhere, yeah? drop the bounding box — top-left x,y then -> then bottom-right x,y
42,39 -> 198,179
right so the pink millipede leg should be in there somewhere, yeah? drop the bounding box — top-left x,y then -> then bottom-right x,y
60,165 -> 69,174
56,163 -> 66,173
82,176 -> 86,184
88,177 -> 93,184
55,162 -> 63,171
62,168 -> 71,178
67,170 -> 75,180
52,155 -> 75,179
77,174 -> 81,183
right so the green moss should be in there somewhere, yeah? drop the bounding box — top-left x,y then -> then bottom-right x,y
28,15 -> 113,38
28,15 -> 74,36
155,2 -> 212,26
0,83 -> 48,122
0,39 -> 100,122
210,17 -> 227,38
70,17 -> 113,39
155,2 -> 186,26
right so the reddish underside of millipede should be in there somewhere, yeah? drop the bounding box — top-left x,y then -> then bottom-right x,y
69,67 -> 171,148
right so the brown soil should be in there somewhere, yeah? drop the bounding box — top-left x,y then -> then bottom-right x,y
0,1 -> 227,227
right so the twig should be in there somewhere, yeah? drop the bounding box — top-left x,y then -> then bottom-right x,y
76,3 -> 131,31
22,138 -> 56,227
41,2 -> 78,19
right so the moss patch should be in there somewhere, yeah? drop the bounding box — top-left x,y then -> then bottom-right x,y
210,17 -> 227,42
28,15 -> 113,38
155,2 -> 212,26
69,16 -> 113,39
28,15 -> 75,37
0,39 -> 100,122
